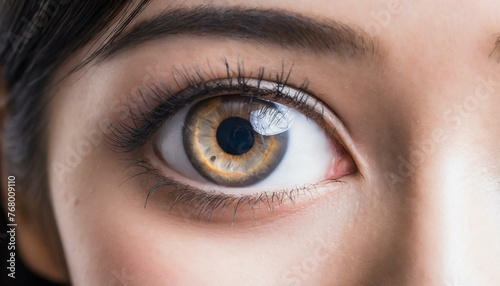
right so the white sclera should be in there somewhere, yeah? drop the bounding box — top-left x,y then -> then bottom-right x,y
156,99 -> 337,195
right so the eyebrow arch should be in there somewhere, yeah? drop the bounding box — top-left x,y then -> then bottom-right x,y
96,6 -> 380,61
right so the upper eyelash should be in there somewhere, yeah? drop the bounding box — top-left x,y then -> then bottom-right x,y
105,60 -> 317,153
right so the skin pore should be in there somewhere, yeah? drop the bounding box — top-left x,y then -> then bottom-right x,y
12,0 -> 500,285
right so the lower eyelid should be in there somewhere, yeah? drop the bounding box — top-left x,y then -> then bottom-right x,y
144,177 -> 352,224
143,113 -> 354,221
149,140 -> 339,196
130,153 -> 353,224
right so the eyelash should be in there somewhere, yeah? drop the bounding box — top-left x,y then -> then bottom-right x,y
126,159 -> 324,222
107,61 -> 322,152
107,60 -> 342,222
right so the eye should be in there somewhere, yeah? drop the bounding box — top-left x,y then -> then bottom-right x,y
183,95 -> 289,187
153,79 -> 355,194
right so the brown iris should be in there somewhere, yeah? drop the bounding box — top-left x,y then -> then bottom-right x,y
183,95 -> 288,187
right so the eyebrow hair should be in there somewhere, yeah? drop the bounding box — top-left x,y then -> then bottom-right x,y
96,6 -> 379,61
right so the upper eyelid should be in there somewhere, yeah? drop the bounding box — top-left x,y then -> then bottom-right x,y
103,61 -> 364,178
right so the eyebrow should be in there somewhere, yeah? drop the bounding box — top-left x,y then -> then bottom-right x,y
96,6 -> 379,61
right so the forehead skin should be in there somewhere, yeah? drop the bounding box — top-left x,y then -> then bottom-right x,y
47,0 -> 500,285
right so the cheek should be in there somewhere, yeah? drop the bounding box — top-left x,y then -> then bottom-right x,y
48,153 -> 366,285
49,159 -> 183,284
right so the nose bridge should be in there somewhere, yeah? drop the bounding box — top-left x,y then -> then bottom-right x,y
395,143 -> 449,284
401,147 -> 499,285
439,153 -> 476,284
363,4 -> 500,283
386,118 -> 500,285
377,73 -> 481,283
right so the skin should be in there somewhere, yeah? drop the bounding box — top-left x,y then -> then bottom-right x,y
4,0 -> 500,285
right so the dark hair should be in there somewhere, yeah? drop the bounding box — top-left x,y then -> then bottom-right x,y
0,0 -> 151,275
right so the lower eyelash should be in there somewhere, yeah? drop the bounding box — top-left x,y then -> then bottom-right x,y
124,158 -> 327,223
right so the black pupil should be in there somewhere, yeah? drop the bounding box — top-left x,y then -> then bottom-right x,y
216,117 -> 255,155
